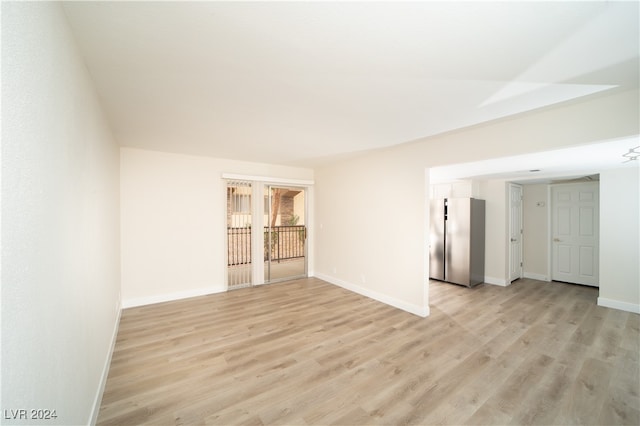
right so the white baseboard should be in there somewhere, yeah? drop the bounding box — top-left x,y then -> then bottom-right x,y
597,297 -> 640,314
484,276 -> 508,286
122,285 -> 226,309
89,302 -> 121,426
523,272 -> 549,281
314,273 -> 429,317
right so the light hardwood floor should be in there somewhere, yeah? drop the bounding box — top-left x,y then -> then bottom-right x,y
97,278 -> 639,425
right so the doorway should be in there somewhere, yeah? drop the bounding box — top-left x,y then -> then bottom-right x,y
550,181 -> 599,287
509,183 -> 523,282
264,185 -> 307,283
226,180 -> 308,289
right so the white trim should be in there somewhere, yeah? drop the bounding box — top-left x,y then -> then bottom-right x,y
252,183 -> 266,286
306,186 -> 315,278
89,304 -> 121,426
222,181 -> 231,289
221,173 -> 314,186
546,186 -> 553,284
314,273 -> 429,317
484,276 -> 508,286
424,168 -> 432,310
597,297 -> 640,314
523,272 -> 549,281
122,285 -> 225,309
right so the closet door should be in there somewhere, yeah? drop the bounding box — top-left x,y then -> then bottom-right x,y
551,182 -> 599,287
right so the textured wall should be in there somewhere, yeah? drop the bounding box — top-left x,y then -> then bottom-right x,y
1,3 -> 121,424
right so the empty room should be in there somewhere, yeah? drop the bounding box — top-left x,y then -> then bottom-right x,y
2,1 -> 639,425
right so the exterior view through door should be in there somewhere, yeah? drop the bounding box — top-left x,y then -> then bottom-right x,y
265,185 -> 307,283
227,181 -> 307,289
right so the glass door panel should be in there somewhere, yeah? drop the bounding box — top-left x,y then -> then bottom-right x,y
226,180 -> 253,289
264,185 -> 307,283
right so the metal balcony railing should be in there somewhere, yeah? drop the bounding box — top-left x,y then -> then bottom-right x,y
227,225 -> 306,266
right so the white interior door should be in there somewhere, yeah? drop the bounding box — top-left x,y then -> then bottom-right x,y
509,184 -> 523,282
551,182 -> 599,287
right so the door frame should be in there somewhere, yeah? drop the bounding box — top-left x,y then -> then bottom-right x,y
222,173 -> 313,289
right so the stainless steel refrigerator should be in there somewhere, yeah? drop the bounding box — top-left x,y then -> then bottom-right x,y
430,198 -> 485,287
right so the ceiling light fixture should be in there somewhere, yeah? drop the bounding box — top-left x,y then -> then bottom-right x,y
622,146 -> 640,163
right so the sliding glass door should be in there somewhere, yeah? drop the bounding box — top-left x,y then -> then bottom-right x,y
264,185 -> 307,283
226,181 -> 307,289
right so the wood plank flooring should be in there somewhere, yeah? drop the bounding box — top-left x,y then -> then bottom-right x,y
97,278 -> 639,425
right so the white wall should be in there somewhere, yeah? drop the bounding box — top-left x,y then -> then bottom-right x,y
477,180 -> 509,285
314,149 -> 429,316
2,3 -> 121,425
598,166 -> 640,313
522,184 -> 550,280
430,180 -> 480,199
120,148 -> 313,307
314,88 -> 637,316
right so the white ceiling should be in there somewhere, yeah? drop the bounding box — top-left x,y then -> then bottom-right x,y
430,136 -> 640,184
62,1 -> 639,167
